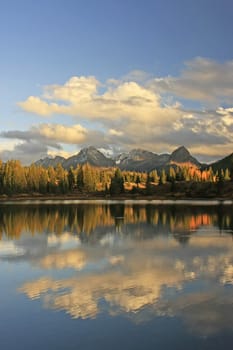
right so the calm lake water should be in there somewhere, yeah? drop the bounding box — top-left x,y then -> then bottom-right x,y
0,202 -> 232,349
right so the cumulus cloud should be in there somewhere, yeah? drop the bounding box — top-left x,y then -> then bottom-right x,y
0,140 -> 50,165
18,76 -> 181,127
2,58 -> 233,162
109,129 -> 124,137
38,124 -> 87,143
0,123 -> 89,164
1,123 -> 87,145
149,57 -> 233,105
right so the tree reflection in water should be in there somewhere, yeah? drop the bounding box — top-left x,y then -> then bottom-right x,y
0,203 -> 233,240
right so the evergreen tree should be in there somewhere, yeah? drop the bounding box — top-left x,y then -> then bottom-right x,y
150,169 -> 159,183
39,168 -> 48,193
145,172 -> 153,195
109,168 -> 124,195
26,164 -> 40,192
55,163 -> 68,193
76,165 -> 84,191
0,160 -> 3,194
159,169 -> 167,185
83,163 -> 96,192
166,167 -> 176,182
224,168 -> 231,181
209,167 -> 214,182
135,175 -> 141,188
68,167 -> 76,191
47,166 -> 57,193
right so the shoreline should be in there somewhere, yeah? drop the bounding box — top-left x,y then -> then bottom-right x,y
0,193 -> 233,205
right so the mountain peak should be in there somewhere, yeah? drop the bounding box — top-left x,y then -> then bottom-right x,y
79,146 -> 97,154
170,146 -> 199,166
34,145 -> 201,171
62,146 -> 115,169
172,146 -> 190,156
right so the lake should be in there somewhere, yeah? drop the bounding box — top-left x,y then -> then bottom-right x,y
0,202 -> 232,349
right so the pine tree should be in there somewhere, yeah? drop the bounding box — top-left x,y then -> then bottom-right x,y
159,169 -> 167,185
209,167 -> 214,182
68,167 -> 76,191
167,167 -> 176,182
39,168 -> 48,193
47,166 -> 57,193
76,165 -> 84,191
224,168 -> 231,181
145,172 -> 153,195
109,168 -> 124,195
83,163 -> 95,192
135,175 -> 141,188
150,170 -> 159,183
55,163 -> 68,193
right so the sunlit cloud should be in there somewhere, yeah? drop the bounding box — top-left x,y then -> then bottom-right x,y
38,123 -> 87,144
1,123 -> 87,145
108,129 -> 124,137
150,57 -> 233,105
0,140 -> 50,165
1,57 -> 233,163
0,123 -> 88,164
19,77 -> 181,129
47,149 -> 77,159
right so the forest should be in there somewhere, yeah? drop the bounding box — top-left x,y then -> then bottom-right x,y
0,159 -> 232,197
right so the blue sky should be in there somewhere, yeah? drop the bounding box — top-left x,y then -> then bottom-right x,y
1,0 -> 233,163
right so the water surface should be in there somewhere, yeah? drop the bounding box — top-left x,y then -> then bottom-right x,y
0,203 -> 232,349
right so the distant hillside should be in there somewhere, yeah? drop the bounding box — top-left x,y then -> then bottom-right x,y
207,153 -> 233,172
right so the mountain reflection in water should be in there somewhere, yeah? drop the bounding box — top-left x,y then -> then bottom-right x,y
0,203 -> 232,342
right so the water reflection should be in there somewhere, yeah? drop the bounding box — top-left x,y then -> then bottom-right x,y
1,204 -> 233,240
0,204 -> 232,338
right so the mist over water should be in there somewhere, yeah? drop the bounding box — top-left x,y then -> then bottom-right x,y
0,203 -> 232,350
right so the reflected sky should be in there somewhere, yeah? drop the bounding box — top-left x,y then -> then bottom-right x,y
0,203 -> 233,348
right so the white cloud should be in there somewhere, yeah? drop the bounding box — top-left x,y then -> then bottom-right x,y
44,76 -> 99,102
19,96 -> 61,117
2,58 -> 233,163
18,77 -> 181,127
37,123 -> 87,144
149,57 -> 233,104
47,149 -> 77,159
0,139 -> 19,152
0,124 -> 88,164
109,129 -> 124,136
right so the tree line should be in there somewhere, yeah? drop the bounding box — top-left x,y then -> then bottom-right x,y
0,159 -> 232,196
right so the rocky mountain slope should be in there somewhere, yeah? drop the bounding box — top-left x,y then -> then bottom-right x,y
34,145 -> 233,173
62,146 -> 115,169
169,146 -> 201,166
35,156 -> 65,168
34,145 -> 204,171
115,149 -> 170,171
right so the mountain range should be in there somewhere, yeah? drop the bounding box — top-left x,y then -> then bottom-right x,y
34,146 -> 233,172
